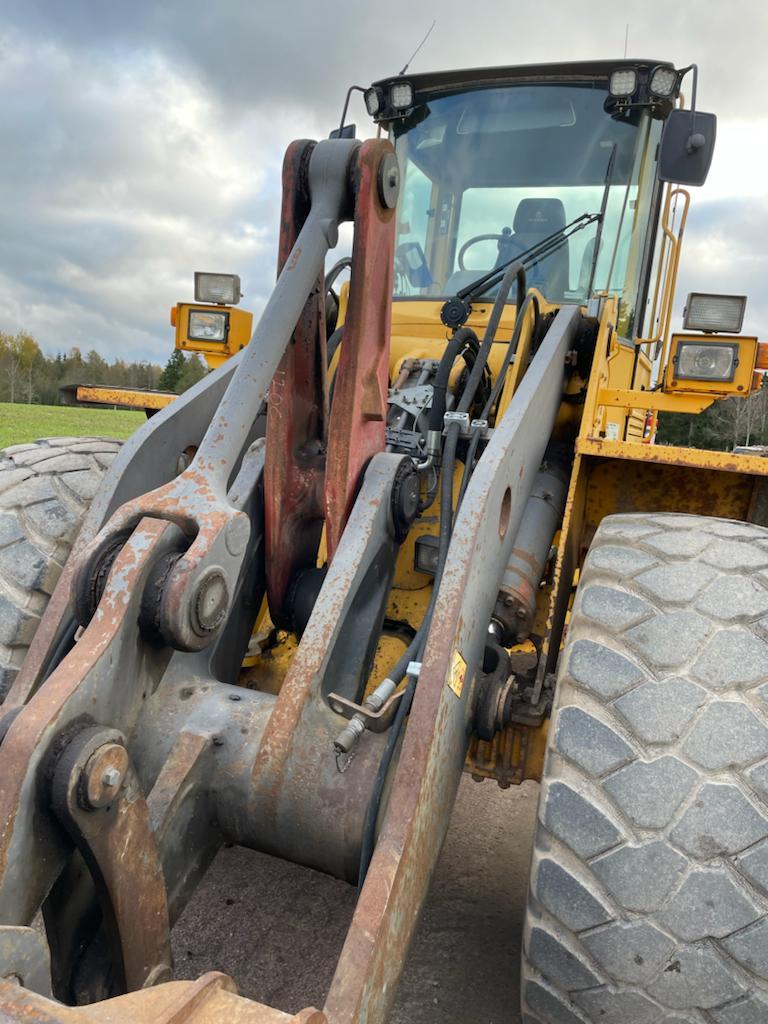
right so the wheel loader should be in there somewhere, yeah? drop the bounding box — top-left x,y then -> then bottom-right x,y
0,58 -> 767,1023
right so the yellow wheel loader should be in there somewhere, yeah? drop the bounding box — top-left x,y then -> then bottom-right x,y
0,58 -> 766,1023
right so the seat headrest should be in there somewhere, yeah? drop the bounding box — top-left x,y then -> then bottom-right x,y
513,198 -> 567,235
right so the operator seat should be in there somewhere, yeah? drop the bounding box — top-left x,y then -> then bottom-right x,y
443,196 -> 571,302
509,197 -> 569,301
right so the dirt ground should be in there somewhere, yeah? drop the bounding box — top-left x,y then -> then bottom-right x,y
172,776 -> 539,1024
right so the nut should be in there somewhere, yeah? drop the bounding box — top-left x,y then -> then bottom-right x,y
81,743 -> 130,810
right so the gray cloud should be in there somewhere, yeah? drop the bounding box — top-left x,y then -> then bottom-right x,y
677,196 -> 768,339
0,1 -> 765,362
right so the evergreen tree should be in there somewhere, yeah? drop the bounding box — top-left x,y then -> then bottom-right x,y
174,353 -> 207,394
157,349 -> 186,392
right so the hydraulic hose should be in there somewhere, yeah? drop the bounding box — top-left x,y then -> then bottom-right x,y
455,261 -> 525,418
483,293 -> 541,421
358,417 -> 461,886
427,327 -> 479,436
457,293 -> 541,513
359,263 -> 528,885
326,324 -> 344,366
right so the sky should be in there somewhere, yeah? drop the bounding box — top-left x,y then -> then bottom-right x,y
0,0 -> 765,364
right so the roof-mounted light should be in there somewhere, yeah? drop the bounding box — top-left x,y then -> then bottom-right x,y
364,86 -> 384,117
390,81 -> 414,110
609,68 -> 638,97
649,65 -> 678,98
194,272 -> 241,305
683,293 -> 747,334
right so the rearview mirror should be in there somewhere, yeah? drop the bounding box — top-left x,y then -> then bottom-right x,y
658,109 -> 717,186
329,123 -> 356,140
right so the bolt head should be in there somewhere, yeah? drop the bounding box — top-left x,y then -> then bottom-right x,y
102,767 -> 122,788
81,742 -> 129,810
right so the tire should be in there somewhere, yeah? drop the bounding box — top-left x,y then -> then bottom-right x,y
0,437 -> 121,699
522,512 -> 768,1024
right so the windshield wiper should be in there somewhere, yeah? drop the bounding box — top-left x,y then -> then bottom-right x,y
440,211 -> 602,329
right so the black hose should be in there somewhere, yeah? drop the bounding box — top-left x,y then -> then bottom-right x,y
358,419 -> 462,886
456,262 -> 525,418
324,257 -> 352,294
427,327 -> 479,435
456,294 -> 541,513
482,294 -> 541,422
326,325 -> 344,366
359,264 -> 529,885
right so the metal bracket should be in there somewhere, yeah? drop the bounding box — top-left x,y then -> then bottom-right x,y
443,410 -> 471,437
50,727 -> 172,993
387,384 -> 434,416
327,690 -> 405,733
385,427 -> 425,454
470,419 -> 492,440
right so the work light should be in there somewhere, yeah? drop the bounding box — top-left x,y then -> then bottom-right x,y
673,341 -> 739,382
188,309 -> 229,342
609,69 -> 637,97
649,66 -> 678,97
390,81 -> 414,110
194,272 -> 241,305
683,293 -> 747,334
365,87 -> 384,117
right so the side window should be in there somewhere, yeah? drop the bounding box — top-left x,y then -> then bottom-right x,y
395,161 -> 433,296
398,161 -> 432,249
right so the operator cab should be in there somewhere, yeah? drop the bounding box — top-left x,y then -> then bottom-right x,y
366,61 -> 686,339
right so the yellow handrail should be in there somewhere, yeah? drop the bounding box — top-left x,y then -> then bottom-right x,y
638,185 -> 691,380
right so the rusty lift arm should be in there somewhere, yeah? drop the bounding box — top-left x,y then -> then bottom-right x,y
0,135 -> 577,1023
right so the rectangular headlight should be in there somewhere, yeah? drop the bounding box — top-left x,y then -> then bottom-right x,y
188,309 -> 229,342
683,293 -> 747,334
674,341 -> 739,382
194,272 -> 241,305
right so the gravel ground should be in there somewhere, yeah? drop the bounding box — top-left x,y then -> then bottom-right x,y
172,776 -> 539,1024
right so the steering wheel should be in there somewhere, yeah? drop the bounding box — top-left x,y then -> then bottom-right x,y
458,232 -> 519,271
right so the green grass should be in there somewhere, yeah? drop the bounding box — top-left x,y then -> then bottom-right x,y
0,403 -> 145,448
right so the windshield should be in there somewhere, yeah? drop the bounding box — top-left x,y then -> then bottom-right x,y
393,82 -> 662,335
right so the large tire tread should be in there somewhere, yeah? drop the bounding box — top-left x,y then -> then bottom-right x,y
523,512 -> 768,1024
0,437 -> 121,698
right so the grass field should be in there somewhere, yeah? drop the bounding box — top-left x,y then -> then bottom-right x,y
0,402 -> 145,448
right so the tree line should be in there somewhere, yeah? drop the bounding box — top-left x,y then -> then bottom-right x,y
0,331 -> 207,406
3,327 -> 764,451
657,376 -> 768,451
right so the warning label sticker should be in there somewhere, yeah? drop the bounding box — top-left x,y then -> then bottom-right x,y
447,649 -> 467,698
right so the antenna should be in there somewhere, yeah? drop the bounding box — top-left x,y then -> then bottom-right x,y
623,23 -> 629,58
399,20 -> 436,76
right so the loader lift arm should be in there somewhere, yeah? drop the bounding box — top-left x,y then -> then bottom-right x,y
0,134 -> 577,1024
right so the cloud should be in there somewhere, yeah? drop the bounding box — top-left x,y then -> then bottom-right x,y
0,1 -> 765,363
0,31 -> 316,360
677,196 -> 768,339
